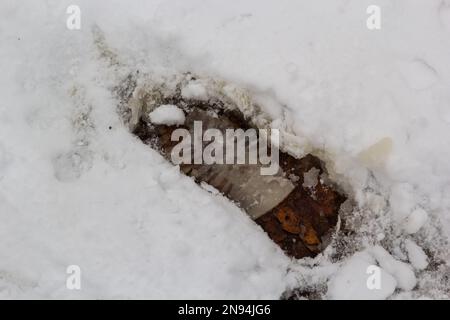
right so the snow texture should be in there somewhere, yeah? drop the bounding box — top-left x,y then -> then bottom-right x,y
181,81 -> 208,101
327,252 -> 397,300
403,208 -> 429,235
302,167 -> 320,189
370,245 -> 417,292
149,105 -> 186,126
404,239 -> 429,271
0,0 -> 449,299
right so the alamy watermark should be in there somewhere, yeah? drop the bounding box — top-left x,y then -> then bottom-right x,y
65,5 -> 381,31
66,5 -> 81,30
366,5 -> 381,30
170,122 -> 280,176
366,265 -> 381,290
66,265 -> 81,290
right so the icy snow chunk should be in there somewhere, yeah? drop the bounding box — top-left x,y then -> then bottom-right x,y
181,81 -> 208,100
327,252 -> 396,300
403,208 -> 428,235
302,167 -> 320,189
404,239 -> 428,270
149,105 -> 185,126
390,183 -> 415,224
389,183 -> 428,234
370,245 -> 416,291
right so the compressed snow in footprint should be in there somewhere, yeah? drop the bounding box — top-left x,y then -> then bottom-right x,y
149,105 -> 186,126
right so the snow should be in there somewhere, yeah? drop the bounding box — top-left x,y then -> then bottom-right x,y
302,167 -> 320,189
0,0 -> 449,299
403,208 -> 429,235
327,252 -> 396,300
149,105 -> 186,126
370,245 -> 417,292
397,59 -> 439,91
181,81 -> 208,101
389,182 -> 416,226
404,239 -> 429,271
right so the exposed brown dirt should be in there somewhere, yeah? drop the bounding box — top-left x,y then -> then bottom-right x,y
257,153 -> 346,258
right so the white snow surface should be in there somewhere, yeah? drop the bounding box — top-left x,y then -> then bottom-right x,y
0,0 -> 449,299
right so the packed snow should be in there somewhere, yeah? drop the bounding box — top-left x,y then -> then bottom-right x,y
0,0 -> 449,299
404,239 -> 428,271
402,208 -> 429,235
370,245 -> 417,291
327,251 -> 397,300
181,81 -> 208,101
149,105 -> 186,126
